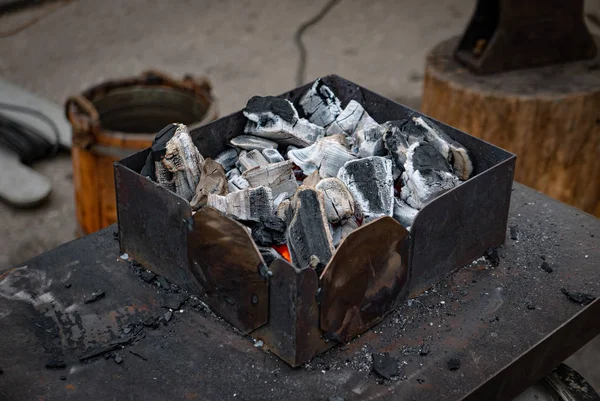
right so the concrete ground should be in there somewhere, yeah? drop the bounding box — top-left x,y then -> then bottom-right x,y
0,0 -> 599,395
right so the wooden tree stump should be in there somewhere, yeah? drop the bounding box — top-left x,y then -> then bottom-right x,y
422,36 -> 600,217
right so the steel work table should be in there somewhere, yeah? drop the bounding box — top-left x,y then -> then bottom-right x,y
0,183 -> 598,401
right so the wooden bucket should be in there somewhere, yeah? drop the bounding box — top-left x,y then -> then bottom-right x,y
66,70 -> 218,235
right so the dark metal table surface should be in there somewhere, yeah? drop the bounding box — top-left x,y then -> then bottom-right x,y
1,183 -> 598,401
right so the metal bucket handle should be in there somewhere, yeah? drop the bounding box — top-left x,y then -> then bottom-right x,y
65,70 -> 214,149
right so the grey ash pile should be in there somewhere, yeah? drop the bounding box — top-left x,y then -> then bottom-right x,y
141,79 -> 473,270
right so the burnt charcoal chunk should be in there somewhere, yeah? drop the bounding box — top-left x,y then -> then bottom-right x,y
84,290 -> 105,304
244,96 -> 297,125
419,344 -> 430,356
262,216 -> 286,232
140,124 -> 178,179
540,261 -> 553,273
45,357 -> 66,369
509,225 -> 519,240
447,358 -> 461,371
561,288 -> 596,305
252,226 -> 286,246
287,188 -> 334,269
140,270 -> 156,283
372,352 -> 399,379
412,142 -> 452,173
338,157 -> 394,221
157,276 -> 170,290
299,79 -> 342,127
485,247 -> 500,267
162,293 -> 188,310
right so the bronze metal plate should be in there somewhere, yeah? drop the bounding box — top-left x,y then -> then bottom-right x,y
253,259 -> 332,367
187,207 -> 268,333
319,216 -> 409,343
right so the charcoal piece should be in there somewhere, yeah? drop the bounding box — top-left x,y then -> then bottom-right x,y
109,336 -> 133,346
287,187 -> 334,269
164,310 -> 173,322
190,159 -> 228,210
393,198 -> 419,229
140,270 -> 156,283
272,192 -> 288,211
337,157 -> 394,221
238,149 -> 269,171
413,116 -> 473,180
485,247 -> 500,267
382,119 -> 427,170
561,288 -> 596,305
228,175 -> 250,192
252,225 -> 286,246
84,290 -> 105,304
447,358 -> 461,371
207,186 -> 273,222
331,218 -> 359,247
163,293 -> 188,310
214,148 -> 238,171
527,303 -> 536,310
509,225 -> 519,240
277,198 -> 293,225
154,124 -> 204,201
226,168 -> 241,179
157,276 -> 170,289
252,216 -> 287,246
372,352 -> 399,379
64,283 -> 71,288
79,344 -> 120,361
230,135 -> 277,151
315,177 -> 355,223
420,344 -> 430,356
353,122 -> 386,158
262,148 -> 285,163
60,375 -> 66,380
114,354 -> 123,364
401,142 -> 459,209
540,261 -> 553,273
287,135 -> 356,178
244,96 -> 297,124
143,316 -> 159,328
243,96 -> 324,147
326,100 -> 366,136
326,100 -> 385,157
140,123 -> 178,179
262,216 -> 286,232
45,357 -> 66,369
302,171 -> 322,188
299,78 -> 342,127
243,160 -> 298,199
235,150 -> 247,172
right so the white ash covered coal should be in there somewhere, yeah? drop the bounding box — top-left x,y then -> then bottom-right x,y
144,79 -> 473,270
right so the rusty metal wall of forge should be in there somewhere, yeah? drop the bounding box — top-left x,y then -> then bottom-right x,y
187,207 -> 269,333
115,151 -> 197,293
409,156 -> 515,297
319,217 -> 410,343
252,259 -> 332,367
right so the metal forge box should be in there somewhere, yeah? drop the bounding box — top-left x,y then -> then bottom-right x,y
114,75 -> 515,367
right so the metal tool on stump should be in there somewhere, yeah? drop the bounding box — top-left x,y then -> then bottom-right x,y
421,0 -> 600,217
